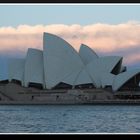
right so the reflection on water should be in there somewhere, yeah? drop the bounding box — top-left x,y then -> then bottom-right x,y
0,105 -> 139,133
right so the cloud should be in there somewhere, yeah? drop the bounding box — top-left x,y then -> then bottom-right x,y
0,22 -> 140,67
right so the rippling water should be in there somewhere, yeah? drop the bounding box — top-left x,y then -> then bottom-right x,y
0,105 -> 140,133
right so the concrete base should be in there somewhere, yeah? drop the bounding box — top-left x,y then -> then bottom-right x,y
0,82 -> 139,105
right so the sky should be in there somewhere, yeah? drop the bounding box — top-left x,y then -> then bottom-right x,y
0,4 -> 140,69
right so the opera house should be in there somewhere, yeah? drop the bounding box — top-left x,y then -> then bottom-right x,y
0,32 -> 140,104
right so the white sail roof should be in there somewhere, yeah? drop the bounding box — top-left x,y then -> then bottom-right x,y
101,73 -> 115,88
43,32 -> 89,89
99,56 -> 122,73
86,56 -> 122,88
73,68 -> 93,85
8,58 -> 25,85
24,48 -> 44,87
61,69 -> 82,85
79,44 -> 98,64
112,69 -> 140,91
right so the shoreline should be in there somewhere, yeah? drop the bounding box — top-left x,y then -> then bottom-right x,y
0,100 -> 140,105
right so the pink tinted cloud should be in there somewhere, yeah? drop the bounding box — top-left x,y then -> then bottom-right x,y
0,22 -> 140,66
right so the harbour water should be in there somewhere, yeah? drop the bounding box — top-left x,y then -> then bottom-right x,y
0,105 -> 140,133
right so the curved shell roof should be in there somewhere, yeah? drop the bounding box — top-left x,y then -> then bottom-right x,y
73,68 -> 93,85
8,58 -> 25,85
101,73 -> 115,88
112,69 -> 140,91
99,56 -> 122,73
86,56 -> 122,88
43,32 -> 85,89
86,59 -> 101,87
61,69 -> 82,85
79,44 -> 98,64
24,48 -> 44,87
61,67 -> 93,86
